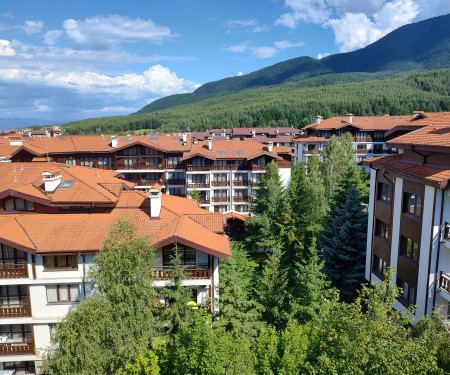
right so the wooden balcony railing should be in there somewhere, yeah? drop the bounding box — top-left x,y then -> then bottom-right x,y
166,179 -> 185,185
211,181 -> 229,187
198,198 -> 210,205
0,305 -> 31,318
252,165 -> 267,171
0,342 -> 34,355
187,182 -> 209,189
152,268 -> 211,280
166,163 -> 184,169
356,149 -> 367,154
233,180 -> 251,186
212,197 -> 229,203
355,136 -> 373,142
187,166 -> 210,171
211,165 -> 230,171
0,265 -> 28,279
440,272 -> 450,294
233,196 -> 250,202
130,179 -> 162,186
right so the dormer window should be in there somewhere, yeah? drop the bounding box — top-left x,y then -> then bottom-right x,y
4,198 -> 34,212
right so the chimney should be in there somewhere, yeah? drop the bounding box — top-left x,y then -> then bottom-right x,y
251,129 -> 256,138
208,139 -> 213,150
268,142 -> 273,152
182,133 -> 187,142
315,115 -> 322,126
347,113 -> 353,124
110,135 -> 118,148
42,170 -> 62,192
9,136 -> 23,146
149,188 -> 162,218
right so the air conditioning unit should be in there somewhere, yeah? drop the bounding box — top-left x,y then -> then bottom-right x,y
444,222 -> 450,241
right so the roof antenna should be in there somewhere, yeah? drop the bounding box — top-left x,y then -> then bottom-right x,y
45,130 -> 49,162
20,164 -> 24,170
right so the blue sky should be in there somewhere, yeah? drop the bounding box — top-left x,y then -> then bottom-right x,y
0,0 -> 448,124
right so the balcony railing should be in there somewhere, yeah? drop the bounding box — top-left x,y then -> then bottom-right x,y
0,342 -> 33,355
198,198 -> 210,205
440,272 -> 450,294
355,136 -> 373,142
152,267 -> 211,280
212,197 -> 229,203
130,179 -> 162,186
211,165 -> 230,171
187,182 -> 210,189
211,181 -> 229,187
356,149 -> 367,154
166,163 -> 184,169
251,165 -> 266,171
233,180 -> 251,186
166,179 -> 185,185
187,165 -> 209,171
233,196 -> 250,202
0,264 -> 28,279
0,305 -> 31,318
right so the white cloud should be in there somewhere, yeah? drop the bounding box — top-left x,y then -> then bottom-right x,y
274,40 -> 304,49
34,101 -> 49,112
23,20 -> 44,35
276,0 -> 332,28
252,47 -> 277,58
0,40 -> 15,56
326,0 -> 418,52
227,19 -> 258,27
317,52 -> 331,59
44,30 -> 63,45
237,71 -> 243,76
223,41 -> 251,53
62,15 -> 175,49
99,106 -> 138,113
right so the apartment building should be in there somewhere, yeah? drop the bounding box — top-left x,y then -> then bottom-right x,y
363,112 -> 450,322
1,135 -> 294,215
0,162 -> 230,374
293,113 -> 407,165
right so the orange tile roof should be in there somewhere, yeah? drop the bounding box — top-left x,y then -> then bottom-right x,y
0,191 -> 230,259
363,154 -> 450,188
223,212 -> 248,223
180,140 -> 282,161
387,112 -> 450,149
0,162 -> 132,205
304,115 -> 410,131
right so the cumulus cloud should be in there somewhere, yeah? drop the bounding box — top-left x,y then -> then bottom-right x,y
274,40 -> 304,49
44,30 -> 63,45
62,15 -> 175,49
252,47 -> 277,58
223,41 -> 251,53
276,0 -> 424,52
237,71 -> 243,76
227,18 -> 267,33
317,52 -> 331,59
0,40 -> 15,56
23,20 -> 44,35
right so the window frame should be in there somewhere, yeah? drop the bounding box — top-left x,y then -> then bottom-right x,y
375,219 -> 390,241
400,236 -> 420,264
377,182 -> 392,203
46,284 -> 80,304
403,192 -> 422,218
43,255 -> 78,271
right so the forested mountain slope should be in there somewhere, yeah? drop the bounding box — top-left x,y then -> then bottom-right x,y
136,14 -> 450,114
64,69 -> 450,135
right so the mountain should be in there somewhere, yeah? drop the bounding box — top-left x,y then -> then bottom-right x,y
136,13 -> 450,115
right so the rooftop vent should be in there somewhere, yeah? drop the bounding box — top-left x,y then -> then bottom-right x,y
268,142 -> 273,152
110,135 -> 118,148
315,115 -> 323,126
149,188 -> 162,218
9,136 -> 23,147
347,113 -> 353,124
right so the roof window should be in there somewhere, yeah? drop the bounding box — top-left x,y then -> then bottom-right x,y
233,151 -> 243,155
123,137 -> 133,141
58,164 -> 71,169
172,137 -> 182,140
149,137 -> 159,141
59,137 -> 66,140
59,180 -> 75,189
216,151 -> 226,155
27,138 -> 34,141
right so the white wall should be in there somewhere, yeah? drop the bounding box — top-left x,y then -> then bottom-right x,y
365,169 -> 376,281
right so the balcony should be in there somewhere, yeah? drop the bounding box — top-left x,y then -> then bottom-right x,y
355,136 -> 373,142
211,181 -> 229,187
187,165 -> 210,171
166,163 -> 184,170
233,196 -> 250,202
212,197 -> 229,203
0,264 -> 28,279
211,165 -> 230,171
440,272 -> 450,294
130,179 -> 162,186
233,180 -> 251,187
166,179 -> 185,185
198,198 -> 210,205
152,267 -> 211,280
187,182 -> 210,189
356,149 -> 368,154
0,305 -> 31,318
252,165 -> 266,171
0,342 -> 33,356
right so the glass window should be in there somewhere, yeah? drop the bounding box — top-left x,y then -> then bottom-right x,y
4,199 -> 14,211
397,278 -> 416,306
43,255 -> 77,270
377,183 -> 391,202
25,200 -> 34,211
403,192 -> 422,217
15,199 -> 25,211
375,219 -> 389,240
46,284 -> 79,303
372,255 -> 387,277
400,236 -> 420,263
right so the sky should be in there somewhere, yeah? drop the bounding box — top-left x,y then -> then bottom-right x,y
0,0 -> 448,124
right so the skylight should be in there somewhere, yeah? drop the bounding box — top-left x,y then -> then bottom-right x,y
59,180 -> 75,189
123,137 -> 133,141
59,137 -> 66,140
58,164 -> 71,169
233,151 -> 243,154
172,137 -> 182,140
149,137 -> 159,141
27,138 -> 34,141
389,117 -> 395,120
216,151 -> 226,154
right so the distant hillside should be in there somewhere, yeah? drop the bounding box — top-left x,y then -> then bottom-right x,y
136,13 -> 450,114
0,118 -> 58,130
64,69 -> 450,135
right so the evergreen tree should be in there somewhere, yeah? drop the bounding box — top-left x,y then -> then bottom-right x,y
256,244 -> 291,330
320,186 -> 367,298
161,246 -> 193,345
287,161 -> 308,248
43,217 -> 158,375
217,242 -> 260,336
291,239 -> 331,323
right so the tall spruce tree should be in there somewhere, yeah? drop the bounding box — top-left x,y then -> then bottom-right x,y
320,186 -> 367,298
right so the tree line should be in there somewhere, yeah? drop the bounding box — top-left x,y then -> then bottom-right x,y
43,136 -> 450,374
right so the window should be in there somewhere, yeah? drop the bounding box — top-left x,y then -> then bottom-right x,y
3,198 -> 34,211
0,245 -> 26,267
397,278 -> 416,306
307,144 -> 317,151
377,183 -> 391,202
0,324 -> 32,343
400,236 -> 420,263
403,192 -> 422,217
375,219 -> 389,240
123,146 -> 138,156
65,157 -> 76,165
80,157 -> 93,167
372,255 -> 387,277
3,361 -> 35,374
49,323 -> 58,342
46,284 -> 80,303
43,255 -> 77,270
162,247 -> 196,267
0,285 -> 28,307
214,205 -> 228,213
192,157 -> 205,167
167,156 -> 180,167
98,157 -> 111,167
